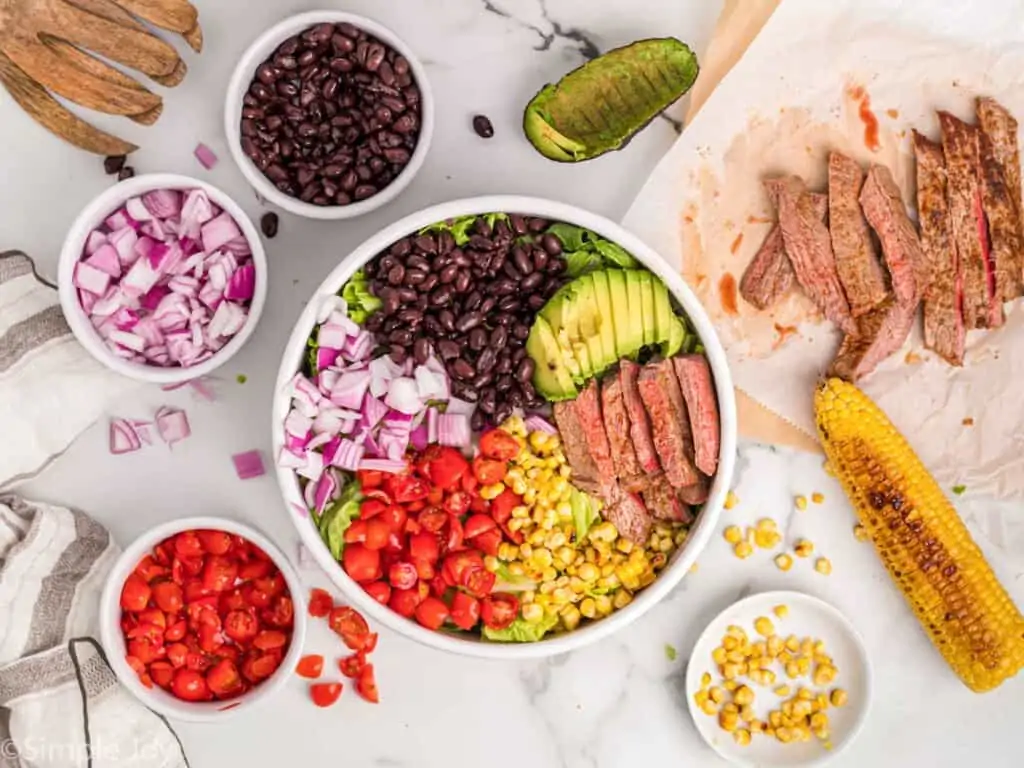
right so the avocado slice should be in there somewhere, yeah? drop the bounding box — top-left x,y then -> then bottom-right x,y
527,315 -> 578,401
571,274 -> 606,375
606,269 -> 634,357
523,39 -> 700,163
652,279 -> 674,348
541,283 -> 594,383
590,270 -> 618,371
661,314 -> 687,357
637,270 -> 657,347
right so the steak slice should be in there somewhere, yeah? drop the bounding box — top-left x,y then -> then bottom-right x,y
940,111 -> 1003,329
573,379 -> 616,490
601,375 -> 645,493
740,184 -> 827,310
828,152 -> 888,315
637,360 -> 699,488
602,488 -> 653,544
671,355 -> 720,477
977,96 -> 1024,297
619,360 -> 660,474
914,131 -> 964,366
859,164 -> 927,306
642,473 -> 694,523
829,297 -> 918,381
552,401 -> 600,494
978,125 -> 1023,302
678,478 -> 710,506
776,176 -> 856,333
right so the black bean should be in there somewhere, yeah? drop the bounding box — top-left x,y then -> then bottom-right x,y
407,253 -> 429,271
494,313 -> 513,327
497,296 -> 520,312
471,410 -> 486,431
528,217 -> 549,233
501,260 -> 521,281
468,328 -> 488,350
260,212 -> 279,238
472,114 -> 494,138
454,271 -> 471,293
472,372 -> 494,390
496,357 -> 514,378
397,308 -> 422,325
453,312 -> 482,333
494,277 -> 517,295
413,337 -> 432,365
452,249 -> 471,267
420,273 -> 439,292
438,339 -> 460,360
438,309 -> 456,332
489,326 -> 508,349
512,246 -> 533,275
439,264 -> 459,284
546,259 -> 566,275
521,272 -> 543,292
453,383 -> 479,402
382,292 -> 400,315
512,323 -> 530,341
479,388 -> 497,414
395,287 -> 418,303
494,403 -> 513,425
388,328 -> 413,346
103,154 -> 126,174
365,313 -> 384,333
438,231 -> 455,255
414,234 -> 437,253
509,214 -> 528,235
512,346 -> 527,363
354,184 -> 377,200
468,235 -> 494,252
387,264 -> 405,285
496,374 -> 513,393
516,357 -> 535,384
424,316 -> 443,336
452,358 -> 475,380
541,233 -> 563,256
527,294 -> 546,310
430,286 -> 453,307
476,347 -> 497,373
404,269 -> 426,286
480,297 -> 496,314
521,381 -> 537,402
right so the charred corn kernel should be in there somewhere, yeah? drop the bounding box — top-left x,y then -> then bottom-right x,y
734,729 -> 751,746
595,594 -> 613,616
815,557 -> 832,575
817,378 -> 1024,692
795,495 -> 808,510
754,617 -> 775,637
853,523 -> 869,542
734,685 -> 755,706
794,539 -> 814,558
724,490 -> 739,509
708,686 -> 725,704
712,647 -> 728,665
613,590 -> 633,609
723,525 -> 743,544
734,541 -> 754,559
775,553 -> 793,571
522,603 -> 545,623
484,555 -> 500,573
830,688 -> 848,707
723,680 -> 738,692
700,699 -> 718,716
773,604 -> 789,619
480,483 -> 505,500
719,711 -> 739,733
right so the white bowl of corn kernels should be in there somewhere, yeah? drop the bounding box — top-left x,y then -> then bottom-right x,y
686,591 -> 872,768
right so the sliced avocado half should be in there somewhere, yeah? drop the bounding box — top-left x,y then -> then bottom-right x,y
523,38 -> 700,163
527,315 -> 578,401
590,270 -> 618,371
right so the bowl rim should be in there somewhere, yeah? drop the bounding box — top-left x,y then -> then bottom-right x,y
97,515 -> 307,722
272,195 -> 738,659
223,10 -> 435,221
684,590 -> 873,768
57,172 -> 269,384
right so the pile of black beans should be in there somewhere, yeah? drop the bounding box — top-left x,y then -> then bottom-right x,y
363,214 -> 568,429
240,22 -> 421,206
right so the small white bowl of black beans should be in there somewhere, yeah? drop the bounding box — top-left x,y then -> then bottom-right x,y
225,11 -> 434,220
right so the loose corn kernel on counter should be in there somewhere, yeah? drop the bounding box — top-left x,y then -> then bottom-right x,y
493,416 -> 689,634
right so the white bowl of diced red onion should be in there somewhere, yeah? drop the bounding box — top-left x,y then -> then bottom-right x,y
58,174 -> 268,384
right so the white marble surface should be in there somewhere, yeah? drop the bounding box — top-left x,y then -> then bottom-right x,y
2,1 -> 1023,767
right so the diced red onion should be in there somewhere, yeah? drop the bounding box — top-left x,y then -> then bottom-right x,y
313,471 -> 338,513
437,413 -> 471,448
109,329 -> 145,353
194,142 -> 219,170
155,406 -> 191,446
318,368 -> 339,395
427,407 -> 439,444
330,369 -> 371,410
73,262 -> 111,296
201,212 -> 242,253
303,477 -> 318,509
224,263 -> 255,301
126,197 -> 153,222
109,228 -> 139,266
414,364 -> 449,401
524,414 -> 558,434
278,447 -> 306,469
141,218 -> 167,242
223,237 -> 252,257
291,373 -> 322,403
317,322 -> 348,350
342,330 -> 373,363
332,439 -> 365,471
285,410 -> 313,439
133,420 -> 154,444
409,424 -> 429,451
109,418 -> 142,454
317,295 -> 347,324
142,188 -> 182,218
358,458 -> 407,474
85,230 -> 107,255
307,432 -> 334,453
444,397 -> 477,416
232,450 -> 266,479
320,435 -> 341,464
189,378 -> 216,402
317,347 -> 341,371
85,244 -> 122,278
180,190 -> 215,239
105,208 -> 138,232
362,395 -> 389,429
298,450 -> 324,481
385,377 -> 422,415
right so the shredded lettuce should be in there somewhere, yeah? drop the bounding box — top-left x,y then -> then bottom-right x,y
571,488 -> 600,542
494,563 -> 538,592
420,213 -> 510,245
546,223 -> 640,276
342,268 -> 382,325
482,614 -> 558,643
305,332 -> 319,377
318,479 -> 362,560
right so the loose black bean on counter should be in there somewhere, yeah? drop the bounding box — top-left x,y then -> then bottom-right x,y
362,214 -> 569,426
240,22 -> 422,207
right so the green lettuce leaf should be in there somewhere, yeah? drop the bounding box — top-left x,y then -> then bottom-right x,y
564,249 -> 603,277
305,332 -> 319,377
592,239 -> 639,268
494,563 -> 538,592
482,614 -> 559,643
420,215 -> 478,246
545,223 -> 640,276
546,223 -> 589,252
571,488 -> 600,542
341,268 -> 382,325
318,479 -> 362,560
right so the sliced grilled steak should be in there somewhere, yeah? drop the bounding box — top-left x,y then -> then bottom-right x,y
601,375 -> 645,493
552,401 -> 600,494
940,111 -> 1003,329
977,96 -> 1024,297
741,185 -> 827,310
914,131 -> 964,366
637,360 -> 699,488
776,176 -> 856,333
672,354 -> 720,477
829,296 -> 917,381
859,164 -> 927,308
678,478 -> 710,506
573,379 -> 616,490
619,360 -> 660,474
643,473 -> 694,523
828,152 -> 888,316
978,126 -> 1023,302
603,488 -> 653,544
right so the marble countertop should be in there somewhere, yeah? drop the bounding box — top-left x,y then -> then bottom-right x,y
2,1 -> 1022,766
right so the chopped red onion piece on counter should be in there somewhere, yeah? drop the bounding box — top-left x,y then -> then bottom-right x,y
155,406 -> 191,446
194,143 -> 219,170
232,450 -> 266,479
109,418 -> 142,454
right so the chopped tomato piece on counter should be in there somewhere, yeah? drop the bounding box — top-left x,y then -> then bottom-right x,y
355,664 -> 379,704
308,588 -> 334,618
339,651 -> 367,678
328,606 -> 370,644
479,429 -> 520,461
295,654 -> 324,679
310,682 -> 343,708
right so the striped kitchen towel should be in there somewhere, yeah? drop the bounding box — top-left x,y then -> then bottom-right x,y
0,252 -> 139,486
0,496 -> 187,768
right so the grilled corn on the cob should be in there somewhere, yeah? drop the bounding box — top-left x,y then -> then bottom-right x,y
815,378 -> 1024,692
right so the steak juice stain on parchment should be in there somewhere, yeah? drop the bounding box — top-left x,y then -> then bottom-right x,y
847,84 -> 880,151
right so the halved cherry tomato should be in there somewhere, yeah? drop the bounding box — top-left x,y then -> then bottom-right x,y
355,664 -> 379,704
185,650 -> 212,672
127,638 -> 160,664
386,475 -> 428,504
417,507 -> 447,534
441,551 -> 485,588
472,456 -> 506,485
308,587 -> 333,618
206,658 -> 243,698
174,531 -> 204,559
295,654 -> 324,679
413,558 -> 435,581
462,470 -> 479,494
463,568 -> 496,599
167,642 -> 189,668
343,543 -> 381,583
183,579 -> 212,604
471,528 -> 503,557
149,661 -> 174,689
344,519 -> 369,544
126,654 -> 146,675
220,588 -> 248,614
388,585 -> 426,618
242,652 -> 279,682
427,485 -> 444,505
359,633 -> 378,653
375,504 -> 405,534
171,669 -> 210,701
197,623 -> 223,653
429,575 -> 449,598
243,582 -> 273,609
444,491 -> 472,516
442,515 -> 464,554
263,596 -> 294,628
217,644 -> 242,665
127,621 -> 165,646
338,651 -> 367,678
359,498 -> 387,520
420,445 -> 469,491
408,532 -> 440,563
357,469 -> 384,489
414,596 -> 449,630
364,581 -> 391,606
388,561 -> 418,591
252,630 -> 288,651
238,559 -> 273,581
120,574 -> 151,612
197,530 -> 232,556
489,488 -> 521,524
464,514 -> 497,540
362,518 -> 390,550
328,606 -> 370,645
223,609 -> 258,644
179,556 -> 204,578
450,592 -> 481,630
137,608 -> 167,629
310,682 -> 343,707
479,429 -> 520,461
363,488 -> 393,506
164,620 -> 187,642
152,580 -> 184,613
500,521 -> 524,545
135,555 -> 168,583
480,593 -> 520,631
254,574 -> 286,599
201,555 -> 238,593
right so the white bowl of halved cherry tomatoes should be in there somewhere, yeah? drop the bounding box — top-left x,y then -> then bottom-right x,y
98,517 -> 307,721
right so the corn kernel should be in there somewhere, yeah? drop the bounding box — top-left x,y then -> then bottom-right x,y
810,712 -> 829,732
723,525 -> 743,544
507,518 -> 524,532
719,711 -> 739,733
712,647 -> 728,665
785,662 -> 800,679
577,563 -> 599,582
794,539 -> 814,558
541,566 -> 558,582
797,657 -> 811,676
740,705 -> 756,722
733,729 -> 751,746
708,686 -> 726,704
755,529 -> 782,549
723,680 -> 738,692
772,605 -> 789,620
751,640 -> 767,658
734,541 -> 754,559
814,665 -> 836,686
853,523 -> 869,542
754,616 -> 775,637
613,590 -> 632,609
811,492 -> 824,504
722,663 -> 741,680
480,483 -> 505,500
595,595 -> 613,616
531,548 -> 554,569
700,699 -> 718,716
794,495 -> 808,510
774,553 -> 793,571
522,603 -> 545,623
785,635 -> 800,652
776,726 -> 793,743
814,693 -> 829,712
830,689 -> 848,707
589,521 -> 617,542
557,546 -> 575,565
561,604 -> 581,631
699,672 -> 712,689
774,684 -> 791,697
734,685 -> 755,706
657,537 -> 674,553
768,711 -> 783,728
724,490 -> 739,509
815,557 -> 833,575
726,649 -> 745,664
